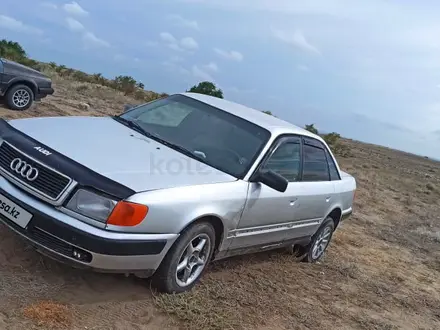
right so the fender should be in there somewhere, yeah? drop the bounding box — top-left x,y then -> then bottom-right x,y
4,77 -> 38,96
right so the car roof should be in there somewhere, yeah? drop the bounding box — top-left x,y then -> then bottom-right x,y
179,92 -> 324,142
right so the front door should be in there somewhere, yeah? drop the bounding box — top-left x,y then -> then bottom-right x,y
229,136 -> 305,250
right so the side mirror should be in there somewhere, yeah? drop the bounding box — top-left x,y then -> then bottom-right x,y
123,104 -> 134,112
254,169 -> 288,192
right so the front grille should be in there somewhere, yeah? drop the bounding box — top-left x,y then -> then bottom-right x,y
31,227 -> 73,256
0,142 -> 71,200
28,227 -> 92,263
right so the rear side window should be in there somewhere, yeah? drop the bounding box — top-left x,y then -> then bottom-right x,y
302,144 -> 330,182
326,149 -> 340,181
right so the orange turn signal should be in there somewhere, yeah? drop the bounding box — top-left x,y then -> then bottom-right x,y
106,201 -> 148,227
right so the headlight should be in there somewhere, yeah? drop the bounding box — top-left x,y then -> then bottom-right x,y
66,189 -> 117,222
66,189 -> 149,226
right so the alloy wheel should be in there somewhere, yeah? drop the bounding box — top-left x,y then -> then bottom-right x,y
175,233 -> 211,287
12,89 -> 31,108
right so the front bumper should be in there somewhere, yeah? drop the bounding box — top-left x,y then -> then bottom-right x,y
36,87 -> 54,99
0,176 -> 178,275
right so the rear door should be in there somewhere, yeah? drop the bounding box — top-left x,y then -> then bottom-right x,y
291,137 -> 336,230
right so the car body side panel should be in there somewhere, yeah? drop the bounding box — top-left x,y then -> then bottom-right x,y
0,58 -> 53,98
0,60 -> 6,94
228,180 -> 337,250
291,181 -> 336,225
120,180 -> 249,251
334,171 -> 356,213
227,182 -> 298,250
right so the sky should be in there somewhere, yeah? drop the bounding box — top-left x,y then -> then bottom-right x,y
1,0 -> 440,159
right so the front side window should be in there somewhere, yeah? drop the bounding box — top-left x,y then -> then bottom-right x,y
117,95 -> 271,178
263,141 -> 301,182
302,144 -> 330,182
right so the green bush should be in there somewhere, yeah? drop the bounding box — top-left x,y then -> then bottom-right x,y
187,81 -> 223,98
323,132 -> 341,146
304,124 -> 319,135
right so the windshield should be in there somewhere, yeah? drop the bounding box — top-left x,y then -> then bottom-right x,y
118,94 -> 271,178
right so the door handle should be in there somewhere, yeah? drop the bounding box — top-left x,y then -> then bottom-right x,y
325,196 -> 331,202
290,198 -> 298,206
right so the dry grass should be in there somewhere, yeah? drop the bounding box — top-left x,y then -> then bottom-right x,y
153,141 -> 440,330
23,301 -> 72,329
0,77 -> 440,329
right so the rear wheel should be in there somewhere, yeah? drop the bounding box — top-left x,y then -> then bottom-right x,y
152,222 -> 215,293
5,84 -> 34,111
302,217 -> 335,263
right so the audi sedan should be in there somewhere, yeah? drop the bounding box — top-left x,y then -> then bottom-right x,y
0,93 -> 356,293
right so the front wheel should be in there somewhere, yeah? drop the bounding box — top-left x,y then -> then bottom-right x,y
302,217 -> 335,263
152,222 -> 215,293
5,84 -> 34,111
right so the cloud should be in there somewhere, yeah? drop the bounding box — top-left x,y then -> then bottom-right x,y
146,41 -> 158,47
180,37 -> 198,50
176,0 -> 388,19
167,14 -> 199,30
160,32 -> 176,43
170,55 -> 184,62
226,87 -> 256,94
192,65 -> 215,82
0,15 -> 43,35
82,32 -> 110,48
65,17 -> 84,32
272,28 -> 320,55
214,48 -> 243,61
40,2 -> 57,9
162,61 -> 190,76
297,64 -> 310,71
63,1 -> 88,17
113,54 -> 125,61
159,32 -> 198,52
204,62 -> 219,72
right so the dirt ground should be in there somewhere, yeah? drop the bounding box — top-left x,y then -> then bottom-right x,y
0,77 -> 439,330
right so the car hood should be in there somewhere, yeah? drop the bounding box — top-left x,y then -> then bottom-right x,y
8,116 -> 237,192
2,58 -> 49,80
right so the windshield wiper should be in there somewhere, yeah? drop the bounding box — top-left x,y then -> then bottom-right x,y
152,136 -> 206,160
112,116 -> 150,136
112,116 -> 204,161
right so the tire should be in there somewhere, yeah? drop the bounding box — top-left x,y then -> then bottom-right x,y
152,222 -> 216,293
302,217 -> 335,263
5,84 -> 34,111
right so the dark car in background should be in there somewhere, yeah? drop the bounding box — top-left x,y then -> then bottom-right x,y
0,58 -> 54,111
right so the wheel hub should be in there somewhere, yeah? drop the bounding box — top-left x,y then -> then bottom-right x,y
12,89 -> 30,108
311,225 -> 332,260
175,233 -> 211,287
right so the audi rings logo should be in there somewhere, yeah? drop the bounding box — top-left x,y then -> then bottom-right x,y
10,158 -> 39,181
